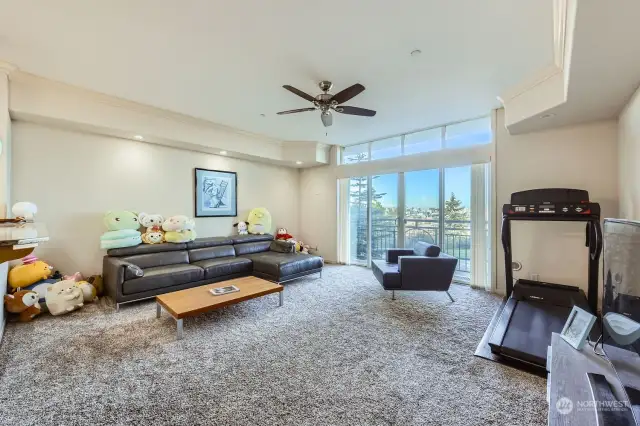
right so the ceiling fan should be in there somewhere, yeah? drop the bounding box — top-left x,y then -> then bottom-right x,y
277,81 -> 376,127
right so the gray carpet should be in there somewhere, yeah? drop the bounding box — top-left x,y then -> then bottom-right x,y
0,265 -> 547,425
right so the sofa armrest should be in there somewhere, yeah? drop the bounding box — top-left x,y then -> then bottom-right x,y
398,254 -> 458,291
103,257 -> 144,303
386,248 -> 414,263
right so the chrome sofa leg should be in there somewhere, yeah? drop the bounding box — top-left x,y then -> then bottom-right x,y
392,290 -> 396,300
446,291 -> 454,303
116,303 -> 120,312
319,270 -> 322,279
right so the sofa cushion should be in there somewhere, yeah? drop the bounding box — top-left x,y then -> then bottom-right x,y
123,251 -> 189,269
186,237 -> 234,250
234,241 -> 272,256
270,240 -> 295,253
188,245 -> 235,263
107,243 -> 187,257
192,257 -> 252,279
123,264 -> 204,295
372,260 -> 402,289
413,242 -> 441,257
243,252 -> 323,279
231,234 -> 274,244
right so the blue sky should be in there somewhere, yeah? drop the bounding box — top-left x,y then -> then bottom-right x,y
373,166 -> 471,209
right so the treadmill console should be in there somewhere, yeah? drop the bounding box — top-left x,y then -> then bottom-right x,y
503,188 -> 600,217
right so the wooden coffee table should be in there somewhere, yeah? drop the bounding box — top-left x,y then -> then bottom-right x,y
155,276 -> 283,340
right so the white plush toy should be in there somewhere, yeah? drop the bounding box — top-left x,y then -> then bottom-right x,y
233,221 -> 248,235
12,202 -> 37,221
162,215 -> 197,243
45,280 -> 84,316
139,212 -> 165,244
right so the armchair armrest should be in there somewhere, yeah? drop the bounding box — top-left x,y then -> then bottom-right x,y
386,248 -> 414,263
398,254 -> 458,291
102,257 -> 144,303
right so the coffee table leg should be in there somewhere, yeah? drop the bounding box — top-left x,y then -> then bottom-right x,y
176,319 -> 184,340
156,303 -> 161,318
279,290 -> 284,307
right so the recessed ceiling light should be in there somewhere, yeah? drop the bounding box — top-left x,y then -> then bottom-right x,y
220,150 -> 228,155
296,161 -> 303,165
134,135 -> 144,140
539,113 -> 556,119
410,49 -> 422,57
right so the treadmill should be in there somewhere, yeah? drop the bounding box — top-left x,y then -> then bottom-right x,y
488,188 -> 602,370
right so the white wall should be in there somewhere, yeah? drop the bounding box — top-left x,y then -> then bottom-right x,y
11,121 -> 300,275
299,166 -> 338,262
495,109 -> 618,295
618,85 -> 640,219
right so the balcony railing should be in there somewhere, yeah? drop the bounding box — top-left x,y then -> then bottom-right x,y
351,217 -> 471,274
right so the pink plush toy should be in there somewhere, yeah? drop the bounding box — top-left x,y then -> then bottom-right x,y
63,272 -> 84,282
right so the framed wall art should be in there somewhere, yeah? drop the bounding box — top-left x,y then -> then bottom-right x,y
194,168 -> 237,217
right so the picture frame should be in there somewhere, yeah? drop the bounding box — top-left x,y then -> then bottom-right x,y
194,168 -> 237,217
560,305 -> 597,350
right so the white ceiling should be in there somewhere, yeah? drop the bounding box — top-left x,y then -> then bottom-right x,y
0,0 -> 554,146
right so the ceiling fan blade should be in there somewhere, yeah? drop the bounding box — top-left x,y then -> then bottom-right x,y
282,85 -> 316,103
331,83 -> 365,105
277,107 -> 317,115
335,106 -> 377,117
321,111 -> 333,127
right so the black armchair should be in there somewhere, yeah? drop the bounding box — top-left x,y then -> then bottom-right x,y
372,242 -> 458,301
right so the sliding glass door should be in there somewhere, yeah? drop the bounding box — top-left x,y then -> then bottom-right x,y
405,169 -> 440,248
371,174 -> 398,260
349,176 -> 369,265
346,165 -> 489,285
444,166 -> 472,283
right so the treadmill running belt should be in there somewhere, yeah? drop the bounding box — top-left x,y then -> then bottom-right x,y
501,301 -> 572,366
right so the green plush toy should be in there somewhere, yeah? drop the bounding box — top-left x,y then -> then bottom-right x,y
247,207 -> 272,235
100,211 -> 142,249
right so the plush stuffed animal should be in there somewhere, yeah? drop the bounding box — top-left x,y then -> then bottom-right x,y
63,272 -> 84,282
8,259 -> 53,291
275,228 -> 294,241
139,213 -> 165,244
162,215 -> 197,243
86,275 -> 104,297
233,221 -> 248,235
4,290 -> 41,322
61,273 -> 97,303
100,211 -> 142,249
45,280 -> 84,316
247,208 -> 272,235
12,202 -> 37,221
297,241 -> 311,254
76,281 -> 98,303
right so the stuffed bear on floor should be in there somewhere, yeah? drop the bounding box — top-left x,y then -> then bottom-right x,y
4,290 -> 41,322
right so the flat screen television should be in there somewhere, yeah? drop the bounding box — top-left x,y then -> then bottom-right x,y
603,219 -> 640,422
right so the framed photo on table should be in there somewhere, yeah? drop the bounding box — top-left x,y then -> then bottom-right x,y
194,168 -> 237,217
560,305 -> 596,350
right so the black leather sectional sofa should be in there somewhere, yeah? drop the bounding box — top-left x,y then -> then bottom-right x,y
103,234 -> 323,310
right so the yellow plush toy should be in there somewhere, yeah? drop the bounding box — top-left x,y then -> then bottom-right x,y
162,215 -> 197,243
247,207 -> 272,235
8,260 -> 53,291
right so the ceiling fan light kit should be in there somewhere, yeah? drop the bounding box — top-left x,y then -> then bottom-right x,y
277,81 -> 376,127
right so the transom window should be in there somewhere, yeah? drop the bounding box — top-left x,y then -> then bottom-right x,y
340,116 -> 491,164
